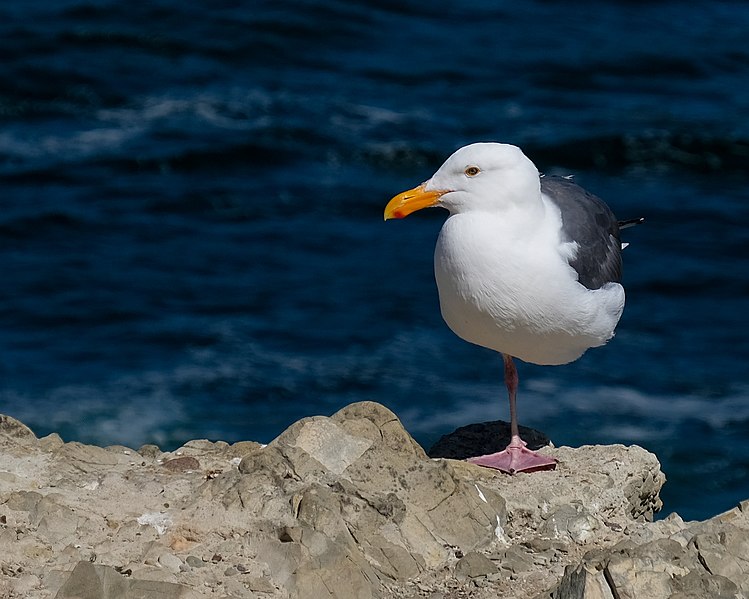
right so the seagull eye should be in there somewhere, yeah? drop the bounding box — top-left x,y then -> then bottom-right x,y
464,166 -> 480,177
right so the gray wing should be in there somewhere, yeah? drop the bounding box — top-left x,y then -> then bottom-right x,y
540,175 -> 622,290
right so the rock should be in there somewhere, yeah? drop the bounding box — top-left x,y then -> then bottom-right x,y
455,551 -> 498,579
138,444 -> 162,460
548,504 -> 749,599
162,456 -> 201,473
542,505 -> 599,545
0,414 -> 36,440
39,433 -> 65,451
496,545 -> 536,574
481,444 -> 665,534
158,552 -> 184,574
54,441 -> 131,470
271,402 -> 507,566
31,495 -> 80,543
55,562 -> 191,599
689,525 -> 749,583
5,490 -> 43,513
3,402 -> 744,599
247,576 -> 276,593
199,402 -> 510,597
12,573 -> 41,595
429,420 -> 551,459
230,440 -> 264,454
185,555 -> 205,569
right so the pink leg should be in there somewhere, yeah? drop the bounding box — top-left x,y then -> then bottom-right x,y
466,354 -> 557,474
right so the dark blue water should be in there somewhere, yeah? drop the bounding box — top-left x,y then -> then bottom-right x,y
1,0 -> 748,521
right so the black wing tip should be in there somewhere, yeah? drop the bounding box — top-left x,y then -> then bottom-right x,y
618,216 -> 645,229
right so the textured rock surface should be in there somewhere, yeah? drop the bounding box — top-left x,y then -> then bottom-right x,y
0,402 -> 745,598
548,507 -> 749,599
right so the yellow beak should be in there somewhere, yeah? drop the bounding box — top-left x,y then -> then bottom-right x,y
383,183 -> 447,220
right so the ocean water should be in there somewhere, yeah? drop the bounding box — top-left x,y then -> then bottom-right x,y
1,0 -> 748,521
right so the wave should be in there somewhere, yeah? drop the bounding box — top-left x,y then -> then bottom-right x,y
402,379 -> 749,452
526,131 -> 749,174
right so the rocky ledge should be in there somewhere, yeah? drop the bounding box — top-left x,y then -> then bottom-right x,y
1,402 -> 747,599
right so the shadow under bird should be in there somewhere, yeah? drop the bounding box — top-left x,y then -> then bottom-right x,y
384,142 -> 643,474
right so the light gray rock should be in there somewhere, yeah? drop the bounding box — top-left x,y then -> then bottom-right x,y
184,555 -> 204,569
162,456 -> 201,473
5,403 -> 743,599
11,573 -> 41,595
230,401 -> 508,595
0,414 -> 36,440
137,444 -> 162,460
54,441 -> 130,468
689,525 -> 749,585
31,495 -> 80,544
496,545 -> 536,574
158,552 -> 184,574
548,505 -> 749,599
542,505 -> 599,545
455,551 -> 498,579
38,432 -> 64,451
54,562 -> 191,599
5,490 -> 43,513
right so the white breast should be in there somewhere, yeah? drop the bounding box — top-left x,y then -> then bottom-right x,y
434,211 -> 625,366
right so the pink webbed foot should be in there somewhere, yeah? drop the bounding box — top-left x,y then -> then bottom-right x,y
466,435 -> 557,474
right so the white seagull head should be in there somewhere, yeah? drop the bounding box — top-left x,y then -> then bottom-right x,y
384,142 -> 541,219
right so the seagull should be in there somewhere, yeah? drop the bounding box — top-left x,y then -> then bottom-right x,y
384,142 -> 642,474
